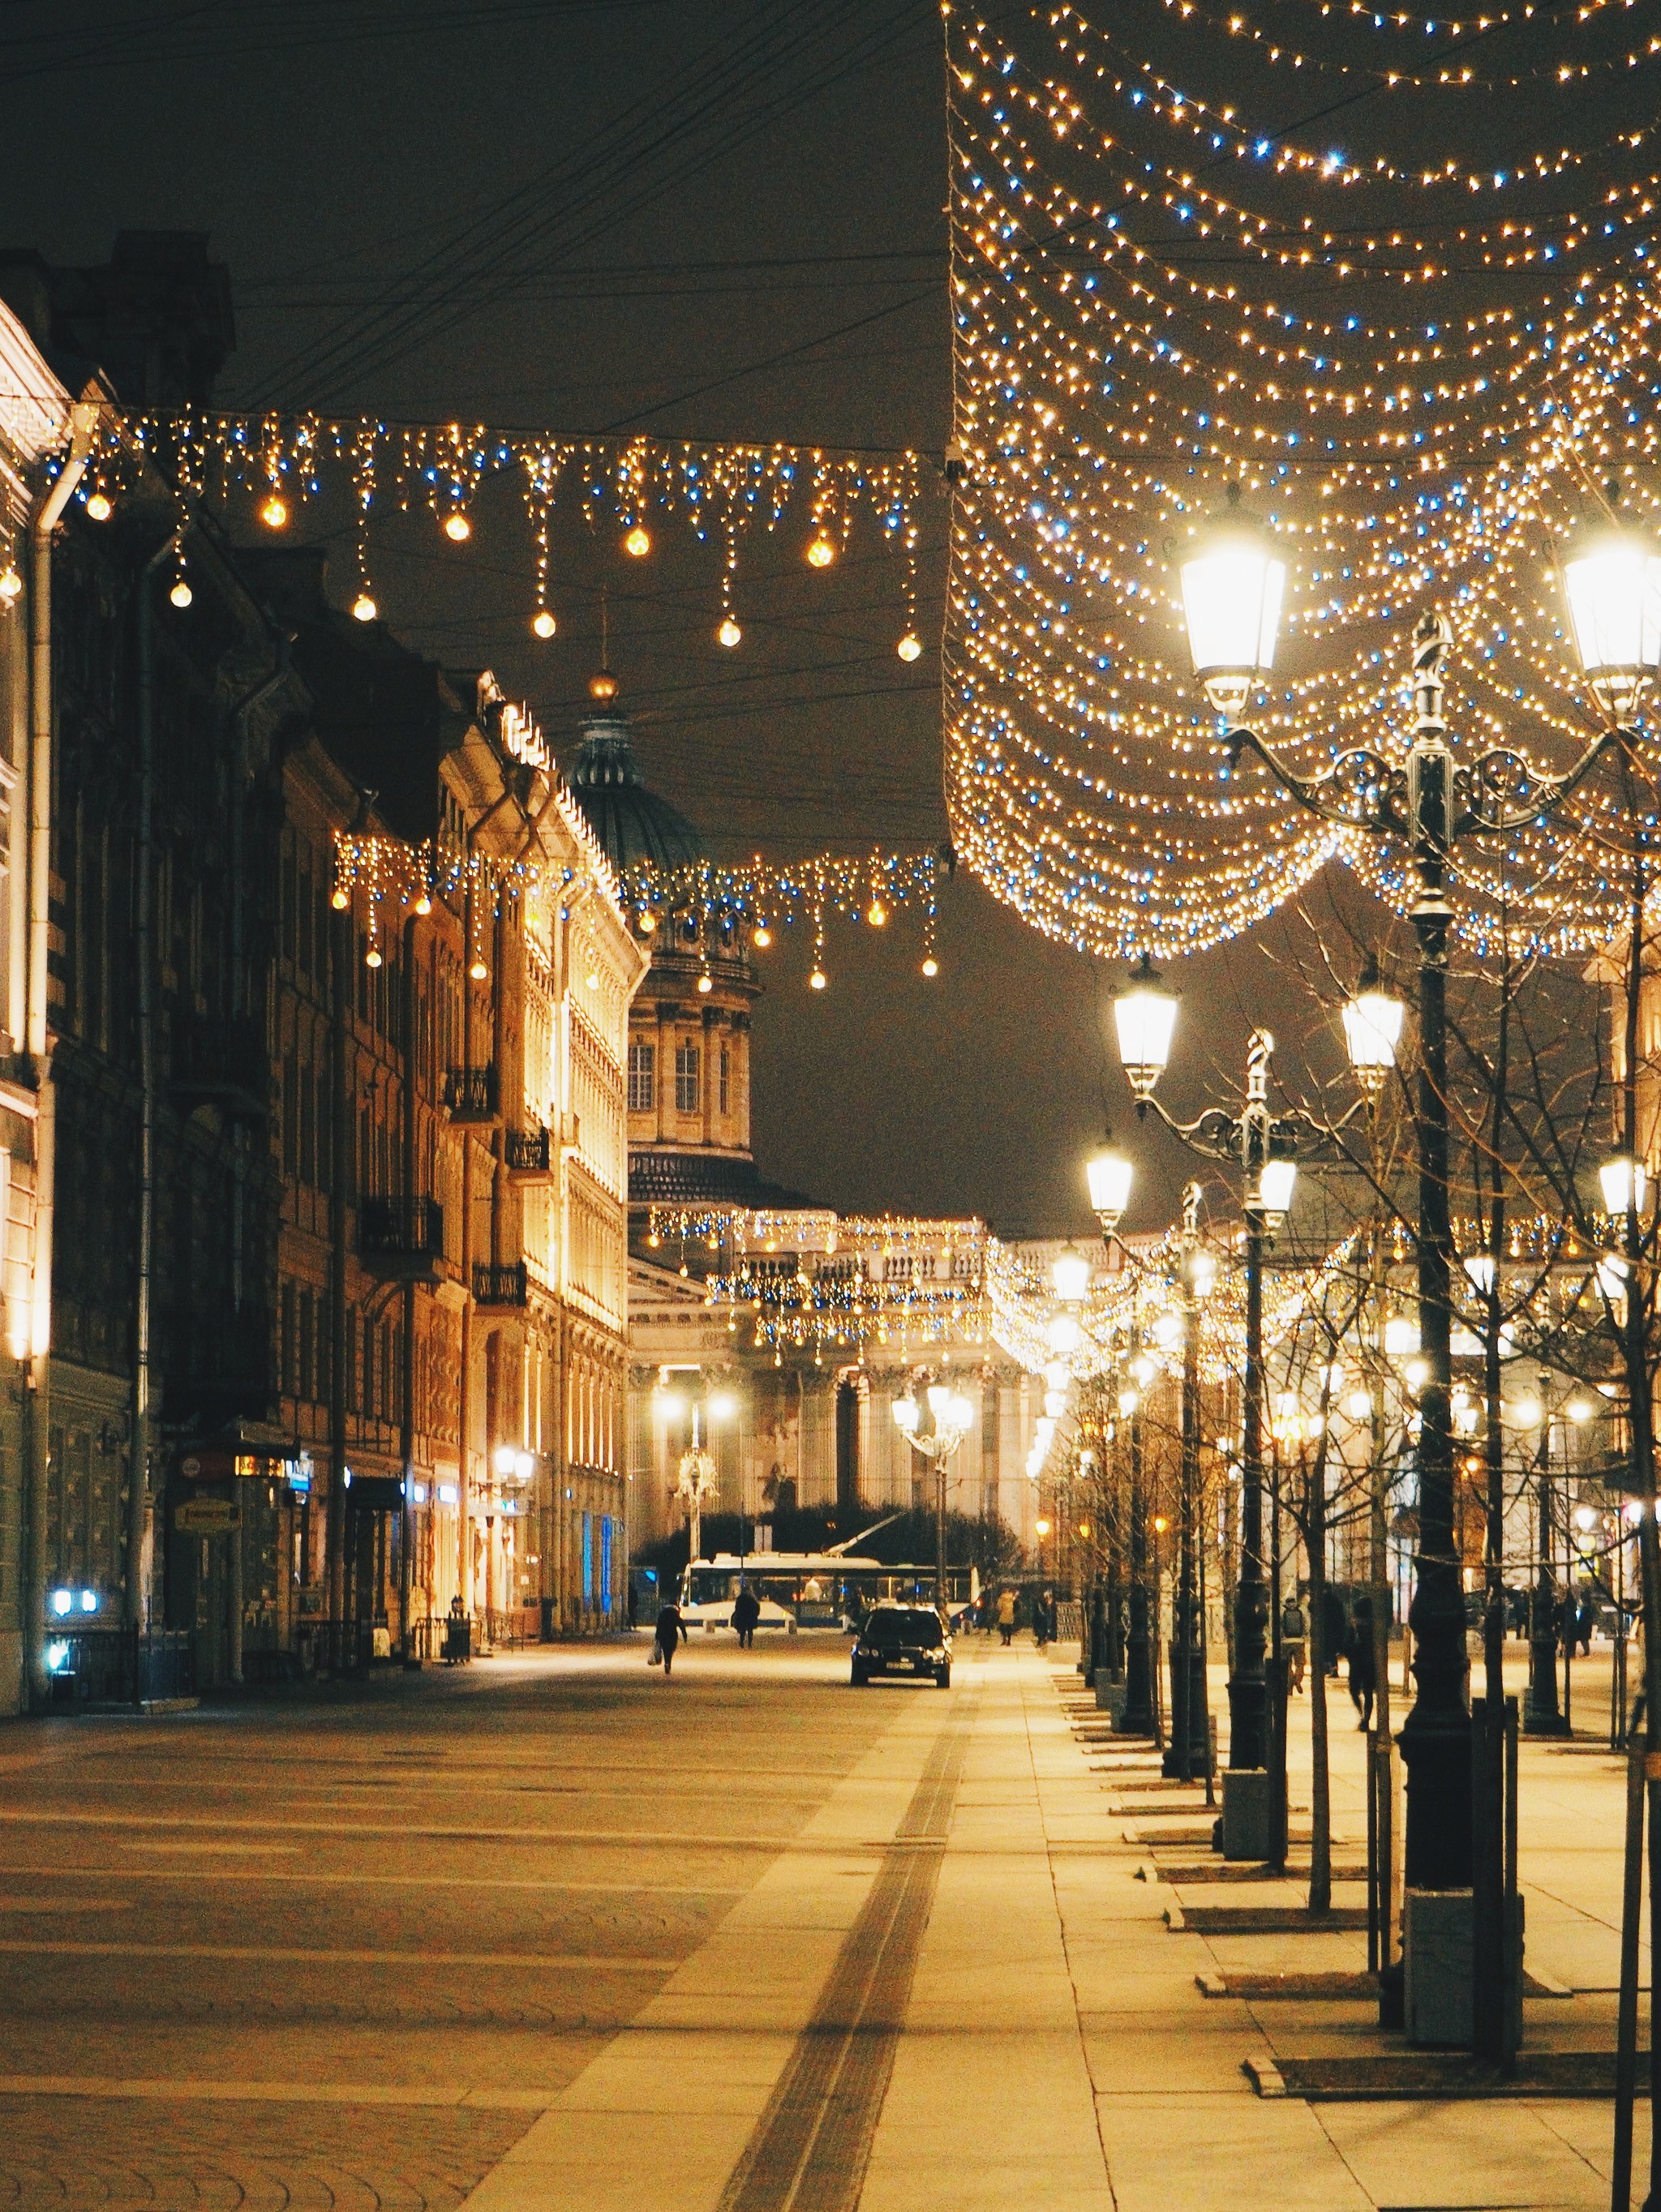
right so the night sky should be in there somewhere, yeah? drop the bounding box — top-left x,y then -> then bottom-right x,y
2,0 -> 1622,1239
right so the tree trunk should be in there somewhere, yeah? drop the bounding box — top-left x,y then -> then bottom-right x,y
1307,1435 -> 1333,1914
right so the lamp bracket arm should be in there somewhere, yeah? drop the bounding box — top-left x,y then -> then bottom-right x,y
1453,723 -> 1628,838
1221,724 -> 1406,838
1140,1091 -> 1240,1160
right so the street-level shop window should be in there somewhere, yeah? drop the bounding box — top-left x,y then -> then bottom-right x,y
626,1041 -> 655,1113
600,1515 -> 613,1615
675,1044 -> 700,1115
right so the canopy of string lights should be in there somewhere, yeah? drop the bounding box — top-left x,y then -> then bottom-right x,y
943,0 -> 1661,960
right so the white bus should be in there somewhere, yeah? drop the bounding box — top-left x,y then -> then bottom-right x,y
676,1551 -> 972,1634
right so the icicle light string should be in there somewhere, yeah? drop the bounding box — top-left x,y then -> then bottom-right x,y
333,837 -> 949,980
943,2 -> 1661,960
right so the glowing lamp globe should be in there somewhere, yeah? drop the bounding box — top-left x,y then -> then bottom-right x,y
892,1395 -> 921,1435
531,607 -> 556,639
169,577 -> 193,610
1342,962 -> 1406,1091
589,668 -> 619,701
469,958 -> 487,982
0,568 -> 21,603
330,886 -> 350,911
260,491 -> 287,529
1051,1245 -> 1091,1303
697,972 -> 712,995
921,955 -> 938,978
351,591 -> 377,624
1561,525 -> 1661,724
1113,954 -> 1178,1099
809,968 -> 827,992
1254,1155 -> 1298,1225
866,899 -> 886,928
624,525 -> 651,559
1601,1155 -> 1649,1215
413,891 -> 432,916
717,615 -> 742,648
444,510 -> 472,542
1177,491 -> 1285,722
752,924 -> 771,949
896,631 -> 923,662
1085,1144 -> 1133,1229
364,946 -> 382,970
805,532 -> 835,569
85,490 -> 113,522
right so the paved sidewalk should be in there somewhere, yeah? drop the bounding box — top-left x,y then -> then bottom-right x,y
457,1641 -> 1645,2210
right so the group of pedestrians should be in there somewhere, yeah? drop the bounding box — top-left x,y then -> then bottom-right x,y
1277,1586 -> 1378,1729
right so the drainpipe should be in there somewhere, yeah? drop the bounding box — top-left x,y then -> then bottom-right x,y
130,529 -> 178,1639
20,409 -> 93,1708
399,907 -> 418,1663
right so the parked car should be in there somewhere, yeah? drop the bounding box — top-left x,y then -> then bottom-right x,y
850,1601 -> 951,1688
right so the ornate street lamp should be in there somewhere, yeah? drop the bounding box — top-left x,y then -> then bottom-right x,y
1342,959 -> 1407,1095
1052,1245 -> 1092,1303
1177,487 -> 1288,723
1601,1155 -> 1650,1218
1114,955 -> 1179,1100
894,1382 -> 974,1610
1087,1141 -> 1135,1235
1171,496 -> 1651,1901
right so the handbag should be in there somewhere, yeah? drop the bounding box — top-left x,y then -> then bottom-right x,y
648,1646 -> 663,1666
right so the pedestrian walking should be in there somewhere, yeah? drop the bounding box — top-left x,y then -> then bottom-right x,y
732,1580 -> 761,1649
1281,1595 -> 1307,1693
996,1588 -> 1017,1647
1347,1593 -> 1376,1730
654,1599 -> 685,1677
1557,1587 -> 1578,1661
1321,1584 -> 1348,1679
1576,1592 -> 1596,1657
625,1580 -> 639,1631
1033,1587 -> 1054,1649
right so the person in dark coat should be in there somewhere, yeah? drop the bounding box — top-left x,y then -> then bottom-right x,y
1033,1588 -> 1055,1649
1321,1584 -> 1349,1678
655,1600 -> 685,1677
1347,1593 -> 1376,1730
1557,1588 -> 1578,1661
732,1582 -> 761,1649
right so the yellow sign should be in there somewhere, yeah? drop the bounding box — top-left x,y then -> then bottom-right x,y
175,1498 -> 240,1535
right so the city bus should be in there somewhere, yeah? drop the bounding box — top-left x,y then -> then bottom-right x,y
677,1552 -> 974,1634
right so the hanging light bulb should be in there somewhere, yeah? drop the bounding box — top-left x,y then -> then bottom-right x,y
697,971 -> 713,995
331,886 -> 350,911
896,632 -> 922,662
624,525 -> 651,559
531,607 -> 556,639
85,489 -> 113,523
637,909 -> 657,935
717,615 -> 742,648
469,958 -> 488,982
444,510 -> 472,542
867,899 -> 886,927
260,491 -> 288,530
753,924 -> 771,950
0,568 -> 22,604
805,532 -> 836,569
809,968 -> 827,991
921,955 -> 938,978
413,890 -> 432,917
170,576 -> 193,610
352,591 -> 378,623
364,947 -> 382,970
589,668 -> 619,702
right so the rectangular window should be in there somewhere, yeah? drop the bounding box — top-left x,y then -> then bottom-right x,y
674,1044 -> 700,1116
600,1515 -> 613,1617
582,1512 -> 594,1604
626,1041 -> 655,1114
719,1045 -> 730,1116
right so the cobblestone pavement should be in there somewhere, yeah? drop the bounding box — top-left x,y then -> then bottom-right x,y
0,1637 -> 895,2210
0,2098 -> 534,2210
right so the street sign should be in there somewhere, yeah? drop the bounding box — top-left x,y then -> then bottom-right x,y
174,1498 -> 240,1535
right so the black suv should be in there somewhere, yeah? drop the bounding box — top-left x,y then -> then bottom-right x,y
850,1602 -> 951,1689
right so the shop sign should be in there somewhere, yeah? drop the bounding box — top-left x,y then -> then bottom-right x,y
175,1498 -> 240,1535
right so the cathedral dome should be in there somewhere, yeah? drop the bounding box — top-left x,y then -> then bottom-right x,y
568,706 -> 705,875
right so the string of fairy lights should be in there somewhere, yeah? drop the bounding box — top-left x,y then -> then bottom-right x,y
87,409 -> 935,663
943,2 -> 1661,960
332,832 -> 947,984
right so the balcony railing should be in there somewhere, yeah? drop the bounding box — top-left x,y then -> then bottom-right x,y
444,1065 -> 500,1123
473,1260 -> 528,1308
505,1126 -> 552,1177
359,1196 -> 445,1274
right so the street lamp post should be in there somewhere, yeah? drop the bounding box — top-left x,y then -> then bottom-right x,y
1107,993 -> 1299,1773
1087,1141 -> 1159,1736
893,1382 -> 974,1610
1165,1182 -> 1215,1781
1170,495 -> 1654,1893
